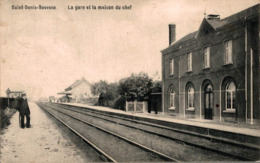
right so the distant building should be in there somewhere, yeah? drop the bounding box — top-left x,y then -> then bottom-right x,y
58,77 -> 92,102
49,96 -> 55,102
38,97 -> 49,102
161,4 -> 259,123
9,91 -> 24,98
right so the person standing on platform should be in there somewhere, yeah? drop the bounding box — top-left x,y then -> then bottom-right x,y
19,93 -> 31,129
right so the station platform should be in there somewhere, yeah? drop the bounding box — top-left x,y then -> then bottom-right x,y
0,102 -> 87,163
59,102 -> 260,146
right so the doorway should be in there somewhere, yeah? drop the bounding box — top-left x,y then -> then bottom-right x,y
204,84 -> 213,119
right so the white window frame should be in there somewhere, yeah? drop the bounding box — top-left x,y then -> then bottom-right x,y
225,82 -> 236,112
187,86 -> 195,111
224,40 -> 233,64
170,58 -> 174,75
169,89 -> 175,110
204,47 -> 210,68
187,52 -> 192,72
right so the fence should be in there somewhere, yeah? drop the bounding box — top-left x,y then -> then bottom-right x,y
0,98 -> 16,110
67,97 -> 98,105
125,100 -> 147,113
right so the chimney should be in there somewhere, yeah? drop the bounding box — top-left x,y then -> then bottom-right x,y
169,24 -> 176,45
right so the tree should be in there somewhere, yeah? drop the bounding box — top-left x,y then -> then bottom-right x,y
118,72 -> 153,101
151,80 -> 162,93
91,80 -> 109,96
91,80 -> 119,106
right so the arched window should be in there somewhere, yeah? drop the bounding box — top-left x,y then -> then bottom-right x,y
206,84 -> 213,92
169,88 -> 175,110
205,84 -> 213,109
225,82 -> 236,110
187,86 -> 195,110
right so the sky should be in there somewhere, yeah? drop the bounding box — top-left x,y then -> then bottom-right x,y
0,0 -> 259,99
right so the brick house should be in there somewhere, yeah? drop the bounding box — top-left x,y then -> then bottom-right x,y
161,4 -> 259,123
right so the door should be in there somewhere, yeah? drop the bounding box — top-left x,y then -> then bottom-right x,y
204,84 -> 213,119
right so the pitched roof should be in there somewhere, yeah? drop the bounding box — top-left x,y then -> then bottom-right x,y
166,4 -> 259,50
206,4 -> 259,29
64,77 -> 91,91
57,90 -> 72,95
222,4 -> 259,24
170,31 -> 197,46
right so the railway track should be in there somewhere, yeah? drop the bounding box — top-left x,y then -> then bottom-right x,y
49,102 -> 259,161
38,103 -> 180,162
38,103 -> 116,162
57,103 -> 260,150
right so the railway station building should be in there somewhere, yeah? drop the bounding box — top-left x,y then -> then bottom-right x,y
58,77 -> 92,102
161,4 -> 259,123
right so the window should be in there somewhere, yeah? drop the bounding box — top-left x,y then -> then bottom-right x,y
225,82 -> 236,110
204,47 -> 210,68
187,86 -> 195,110
224,40 -> 232,64
169,88 -> 175,109
187,52 -> 192,71
170,58 -> 174,75
205,85 -> 213,109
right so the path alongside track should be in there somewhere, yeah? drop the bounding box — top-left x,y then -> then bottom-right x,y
0,102 -> 98,163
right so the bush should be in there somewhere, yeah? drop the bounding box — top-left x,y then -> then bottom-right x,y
118,72 -> 153,100
0,108 -> 17,130
112,96 -> 126,111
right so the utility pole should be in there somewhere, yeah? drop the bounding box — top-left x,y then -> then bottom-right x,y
6,88 -> 11,108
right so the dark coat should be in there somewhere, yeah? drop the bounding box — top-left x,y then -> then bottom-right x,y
14,97 -> 21,111
19,98 -> 30,115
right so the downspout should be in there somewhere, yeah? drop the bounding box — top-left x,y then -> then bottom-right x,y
250,48 -> 253,124
179,60 -> 181,118
179,49 -> 185,118
220,84 -> 222,121
162,84 -> 164,114
162,54 -> 165,114
184,90 -> 186,118
200,85 -> 202,119
177,46 -> 184,118
245,17 -> 248,124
